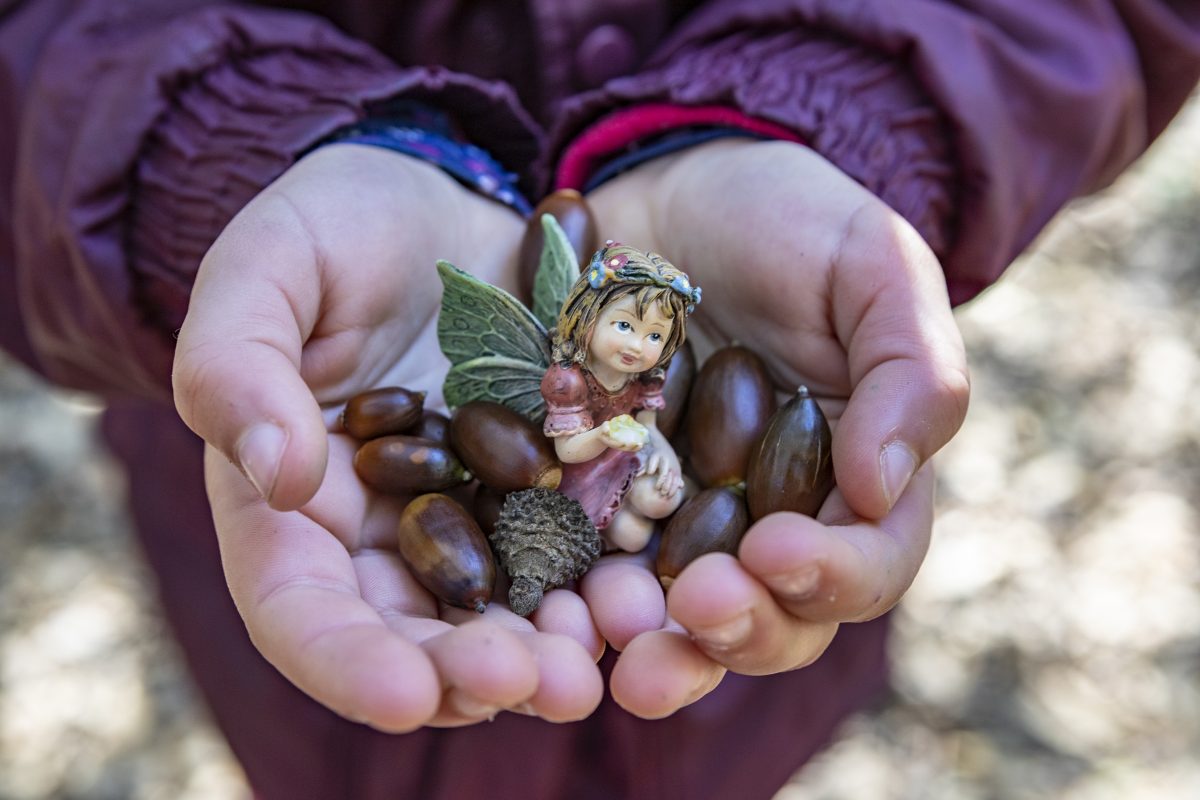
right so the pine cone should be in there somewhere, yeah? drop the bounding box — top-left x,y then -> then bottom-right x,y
490,488 -> 601,616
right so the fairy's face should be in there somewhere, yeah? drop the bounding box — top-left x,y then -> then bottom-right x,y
587,294 -> 672,381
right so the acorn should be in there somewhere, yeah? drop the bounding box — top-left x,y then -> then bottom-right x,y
413,410 -> 451,446
449,401 -> 562,492
473,483 -> 507,537
341,387 -> 425,440
745,386 -> 835,520
353,435 -> 471,495
655,487 -> 750,590
686,346 -> 778,488
490,488 -> 601,616
397,494 -> 495,613
656,341 -> 696,440
517,189 -> 597,304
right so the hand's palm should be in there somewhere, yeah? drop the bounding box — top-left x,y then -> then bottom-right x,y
581,140 -> 968,716
179,146 -> 603,731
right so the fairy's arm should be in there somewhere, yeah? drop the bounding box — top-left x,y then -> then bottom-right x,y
555,427 -> 612,463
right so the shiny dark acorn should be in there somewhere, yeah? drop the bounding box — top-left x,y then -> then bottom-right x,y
472,483 -> 506,537
656,486 -> 750,590
353,435 -> 471,495
656,341 -> 696,440
341,387 -> 426,440
397,494 -> 495,613
449,401 -> 562,492
517,189 -> 597,304
745,386 -> 835,520
686,346 -> 778,488
412,410 -> 452,446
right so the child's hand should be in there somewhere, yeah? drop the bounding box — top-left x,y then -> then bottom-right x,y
578,139 -> 969,717
174,145 -> 603,731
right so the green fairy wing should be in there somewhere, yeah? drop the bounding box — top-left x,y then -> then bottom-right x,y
531,214 -> 581,330
436,260 -> 551,421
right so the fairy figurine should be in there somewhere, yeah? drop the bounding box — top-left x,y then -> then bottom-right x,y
435,217 -> 701,553
541,243 -> 699,551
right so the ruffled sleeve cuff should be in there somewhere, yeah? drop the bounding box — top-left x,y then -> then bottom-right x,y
637,370 -> 666,413
541,363 -> 593,437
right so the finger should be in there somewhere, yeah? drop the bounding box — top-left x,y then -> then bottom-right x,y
509,632 -> 604,722
738,465 -> 935,623
531,589 -> 606,661
420,620 -> 540,725
579,552 -> 666,650
609,630 -> 725,719
206,449 -> 441,732
666,553 -> 839,675
830,204 -> 969,519
175,196 -> 328,510
359,554 -> 603,721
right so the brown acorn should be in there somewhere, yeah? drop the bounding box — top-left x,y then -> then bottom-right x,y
341,387 -> 426,440
397,494 -> 495,613
472,483 -> 507,537
745,386 -> 835,520
686,346 -> 778,488
656,487 -> 750,590
449,401 -> 562,492
353,435 -> 471,495
656,340 -> 696,440
517,189 -> 597,304
412,410 -> 451,446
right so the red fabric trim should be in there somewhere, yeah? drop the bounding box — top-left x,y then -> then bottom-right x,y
554,104 -> 806,190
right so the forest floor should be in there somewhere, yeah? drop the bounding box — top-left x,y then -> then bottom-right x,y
1,96 -> 1196,800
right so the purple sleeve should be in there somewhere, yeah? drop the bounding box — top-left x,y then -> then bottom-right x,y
547,0 -> 1200,304
2,1 -> 540,399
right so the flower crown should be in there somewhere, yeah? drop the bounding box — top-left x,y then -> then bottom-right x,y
585,241 -> 702,315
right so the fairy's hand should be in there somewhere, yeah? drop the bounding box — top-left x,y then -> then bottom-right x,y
173,145 -> 604,729
579,139 -> 969,717
643,450 -> 683,498
597,418 -> 647,452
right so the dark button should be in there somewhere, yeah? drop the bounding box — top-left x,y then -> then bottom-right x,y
576,24 -> 637,87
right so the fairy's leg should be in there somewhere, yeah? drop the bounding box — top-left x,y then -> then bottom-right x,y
602,474 -> 685,552
627,473 -> 684,520
604,506 -> 656,552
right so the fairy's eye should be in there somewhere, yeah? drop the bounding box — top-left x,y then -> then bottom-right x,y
648,332 -> 662,343
615,320 -> 633,332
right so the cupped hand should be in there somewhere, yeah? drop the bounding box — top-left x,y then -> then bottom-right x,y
580,139 -> 970,717
173,145 -> 603,731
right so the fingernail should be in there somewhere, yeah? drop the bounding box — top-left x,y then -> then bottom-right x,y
236,423 -> 287,501
762,564 -> 821,602
512,703 -> 538,716
690,611 -> 753,651
880,441 -> 917,510
447,689 -> 500,721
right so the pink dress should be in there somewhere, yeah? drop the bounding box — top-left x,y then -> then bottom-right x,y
541,363 -> 666,530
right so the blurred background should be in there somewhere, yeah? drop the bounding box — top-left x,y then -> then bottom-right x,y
1,95 -> 1197,800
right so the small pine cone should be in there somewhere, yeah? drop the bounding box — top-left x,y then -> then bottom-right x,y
490,488 -> 601,616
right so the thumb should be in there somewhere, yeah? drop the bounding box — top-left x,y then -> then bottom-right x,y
173,206 -> 329,510
830,206 -> 970,520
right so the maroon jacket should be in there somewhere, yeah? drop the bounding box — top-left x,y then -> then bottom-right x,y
2,2 -> 1197,798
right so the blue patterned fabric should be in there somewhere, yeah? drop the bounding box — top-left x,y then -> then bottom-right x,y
322,101 -> 532,215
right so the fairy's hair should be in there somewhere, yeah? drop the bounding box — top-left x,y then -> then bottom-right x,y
551,243 -> 698,369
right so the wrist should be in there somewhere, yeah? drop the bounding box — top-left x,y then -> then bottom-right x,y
555,104 -> 805,194
319,102 -> 532,215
